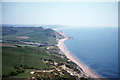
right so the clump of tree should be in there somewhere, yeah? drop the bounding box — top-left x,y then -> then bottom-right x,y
2,65 -> 25,78
2,64 -> 38,78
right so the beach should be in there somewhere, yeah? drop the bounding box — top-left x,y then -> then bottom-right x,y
57,37 -> 101,78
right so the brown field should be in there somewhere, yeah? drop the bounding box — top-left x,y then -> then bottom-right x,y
0,44 -> 17,47
17,36 -> 29,39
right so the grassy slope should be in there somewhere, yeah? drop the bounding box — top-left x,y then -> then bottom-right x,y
2,27 -> 57,45
2,27 -> 79,79
2,47 -> 50,75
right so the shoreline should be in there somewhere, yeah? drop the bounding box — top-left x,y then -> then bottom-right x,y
57,37 -> 101,78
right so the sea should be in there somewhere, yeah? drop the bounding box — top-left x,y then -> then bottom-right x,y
56,27 -> 118,78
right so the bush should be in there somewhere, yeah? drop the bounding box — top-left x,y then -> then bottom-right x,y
10,71 -> 17,76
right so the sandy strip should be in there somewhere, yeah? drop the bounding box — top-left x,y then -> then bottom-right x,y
57,37 -> 102,78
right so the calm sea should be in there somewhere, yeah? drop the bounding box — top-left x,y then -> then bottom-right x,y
57,27 -> 118,78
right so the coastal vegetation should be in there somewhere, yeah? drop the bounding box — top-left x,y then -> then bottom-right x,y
2,26 -> 91,80
2,27 -> 57,45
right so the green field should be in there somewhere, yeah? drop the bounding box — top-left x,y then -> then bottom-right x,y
2,46 -> 77,79
2,27 -> 58,45
2,47 -> 51,76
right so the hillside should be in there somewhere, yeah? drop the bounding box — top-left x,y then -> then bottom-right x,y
2,47 -> 77,79
2,26 -> 90,80
2,27 -> 57,46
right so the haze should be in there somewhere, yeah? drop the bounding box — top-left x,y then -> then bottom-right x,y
2,2 -> 118,27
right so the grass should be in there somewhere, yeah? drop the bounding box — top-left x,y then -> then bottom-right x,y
2,27 -> 57,45
2,47 -> 50,76
11,69 -> 36,78
2,46 -> 79,79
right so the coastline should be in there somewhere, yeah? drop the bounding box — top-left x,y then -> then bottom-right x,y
57,36 -> 101,78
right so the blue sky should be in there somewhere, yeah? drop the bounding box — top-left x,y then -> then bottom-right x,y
2,2 -> 118,27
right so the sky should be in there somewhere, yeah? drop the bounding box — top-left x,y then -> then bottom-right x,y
2,2 -> 118,27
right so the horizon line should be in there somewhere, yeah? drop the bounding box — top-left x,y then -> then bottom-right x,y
1,24 -> 118,27
1,0 -> 120,2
